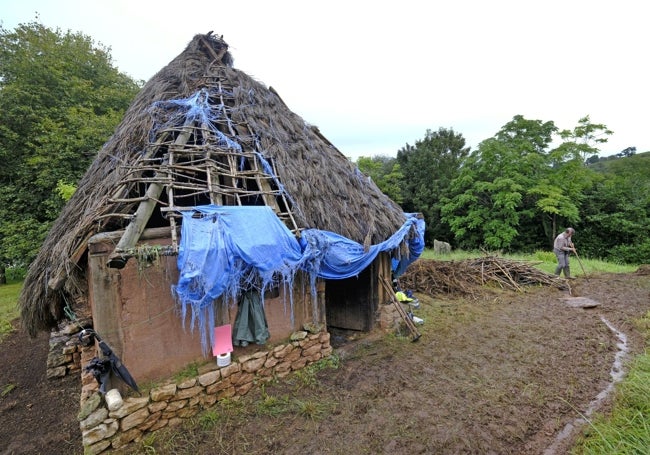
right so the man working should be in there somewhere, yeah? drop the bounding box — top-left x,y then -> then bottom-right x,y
553,227 -> 576,279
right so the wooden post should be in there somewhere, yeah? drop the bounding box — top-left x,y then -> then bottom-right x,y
107,122 -> 194,268
316,279 -> 326,325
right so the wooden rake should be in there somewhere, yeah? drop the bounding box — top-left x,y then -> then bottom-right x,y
573,248 -> 590,281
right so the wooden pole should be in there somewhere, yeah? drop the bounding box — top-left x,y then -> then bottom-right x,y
379,276 -> 421,342
573,248 -> 589,281
107,122 -> 194,268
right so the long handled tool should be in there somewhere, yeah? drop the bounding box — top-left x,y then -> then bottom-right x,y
380,276 -> 421,342
572,247 -> 589,281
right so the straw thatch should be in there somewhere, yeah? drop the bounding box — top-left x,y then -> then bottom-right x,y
19,32 -> 408,335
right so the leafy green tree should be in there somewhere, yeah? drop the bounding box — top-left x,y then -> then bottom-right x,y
558,115 -> 613,163
441,115 -> 611,252
578,152 -> 650,262
539,116 -> 611,242
396,128 -> 469,245
356,155 -> 404,205
0,21 -> 141,272
441,116 -> 557,250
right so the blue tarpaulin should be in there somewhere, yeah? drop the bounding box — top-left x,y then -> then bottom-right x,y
172,205 -> 425,353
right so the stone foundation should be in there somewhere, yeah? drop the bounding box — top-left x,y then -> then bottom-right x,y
79,330 -> 333,454
377,298 -> 402,331
44,298 -> 400,453
46,318 -> 92,379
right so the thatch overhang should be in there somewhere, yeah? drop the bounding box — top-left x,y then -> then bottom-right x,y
19,32 -> 409,336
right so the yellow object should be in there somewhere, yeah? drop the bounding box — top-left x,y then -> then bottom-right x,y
395,291 -> 413,302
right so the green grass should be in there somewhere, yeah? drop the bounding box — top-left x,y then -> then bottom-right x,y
0,280 -> 22,342
291,354 -> 340,389
571,311 -> 650,454
172,361 -> 201,382
571,353 -> 650,454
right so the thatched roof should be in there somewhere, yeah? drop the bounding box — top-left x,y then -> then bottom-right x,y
19,32 -> 408,335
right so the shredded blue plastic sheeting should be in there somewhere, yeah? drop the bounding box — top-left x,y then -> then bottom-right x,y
391,212 -> 426,276
300,213 -> 424,280
172,205 -> 425,354
148,88 -> 242,151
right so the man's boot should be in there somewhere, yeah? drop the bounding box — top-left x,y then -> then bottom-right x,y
564,266 -> 574,279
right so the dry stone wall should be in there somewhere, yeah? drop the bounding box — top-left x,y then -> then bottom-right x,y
78,330 -> 333,454
45,297 -> 400,454
47,319 -> 92,379
377,299 -> 402,331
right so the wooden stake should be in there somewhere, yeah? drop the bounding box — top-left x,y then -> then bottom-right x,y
379,276 -> 421,342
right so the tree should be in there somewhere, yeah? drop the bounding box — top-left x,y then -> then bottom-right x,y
356,155 -> 404,205
441,116 -> 557,250
617,146 -> 636,158
396,128 -> 469,246
441,115 -> 611,252
0,21 -> 141,273
558,115 -> 613,163
543,116 -> 610,241
579,152 -> 650,262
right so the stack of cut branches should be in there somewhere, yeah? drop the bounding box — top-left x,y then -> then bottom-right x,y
399,256 -> 565,298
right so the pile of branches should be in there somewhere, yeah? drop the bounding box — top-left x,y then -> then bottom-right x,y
399,256 -> 565,298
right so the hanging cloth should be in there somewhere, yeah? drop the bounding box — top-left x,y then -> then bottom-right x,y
232,290 -> 270,346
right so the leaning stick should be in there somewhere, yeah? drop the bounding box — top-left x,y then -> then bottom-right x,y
573,248 -> 589,281
380,276 -> 421,342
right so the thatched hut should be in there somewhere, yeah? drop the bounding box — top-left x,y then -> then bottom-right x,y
19,33 -> 423,382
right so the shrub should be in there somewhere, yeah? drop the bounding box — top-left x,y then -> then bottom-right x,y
608,239 -> 650,265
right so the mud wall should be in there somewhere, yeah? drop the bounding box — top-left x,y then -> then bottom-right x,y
87,228 -> 317,383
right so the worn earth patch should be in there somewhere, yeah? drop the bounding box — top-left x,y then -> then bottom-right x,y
1,271 -> 649,455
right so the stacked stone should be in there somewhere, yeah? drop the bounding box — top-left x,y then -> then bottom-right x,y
79,330 -> 332,454
46,319 -> 91,379
80,340 -> 101,402
377,299 -> 402,331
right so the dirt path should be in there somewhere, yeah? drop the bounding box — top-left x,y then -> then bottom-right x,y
0,321 -> 81,455
1,271 -> 649,454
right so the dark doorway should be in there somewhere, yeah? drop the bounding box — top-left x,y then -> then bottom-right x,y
325,263 -> 377,332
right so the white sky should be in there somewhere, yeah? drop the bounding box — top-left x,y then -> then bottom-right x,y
2,0 -> 647,160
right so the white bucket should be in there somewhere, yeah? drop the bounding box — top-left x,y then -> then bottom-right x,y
216,352 -> 231,367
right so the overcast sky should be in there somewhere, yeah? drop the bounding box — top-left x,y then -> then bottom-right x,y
2,0 -> 647,160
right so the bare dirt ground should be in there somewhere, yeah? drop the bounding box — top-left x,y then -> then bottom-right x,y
0,320 -> 81,455
1,269 -> 649,455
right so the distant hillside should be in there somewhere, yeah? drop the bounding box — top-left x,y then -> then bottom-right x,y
588,150 -> 650,177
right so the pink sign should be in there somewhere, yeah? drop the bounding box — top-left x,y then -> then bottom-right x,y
212,324 -> 233,356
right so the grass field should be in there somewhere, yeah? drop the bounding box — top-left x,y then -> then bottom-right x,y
0,280 -> 22,341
